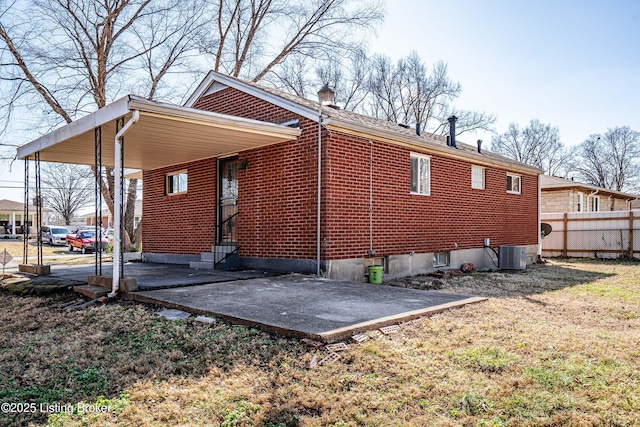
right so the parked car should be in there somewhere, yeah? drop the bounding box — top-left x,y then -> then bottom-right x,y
41,226 -> 71,246
72,226 -> 104,234
66,229 -> 108,254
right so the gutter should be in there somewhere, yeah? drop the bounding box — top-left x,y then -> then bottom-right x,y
326,119 -> 543,175
109,109 -> 140,298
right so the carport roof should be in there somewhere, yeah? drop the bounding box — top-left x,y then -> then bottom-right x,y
17,95 -> 301,170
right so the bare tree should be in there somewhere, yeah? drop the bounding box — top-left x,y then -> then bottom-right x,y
364,52 -> 495,135
198,0 -> 384,83
272,48 -> 372,111
40,163 -> 94,225
491,119 -> 569,175
0,0 -> 204,246
315,48 -> 371,111
571,127 -> 640,192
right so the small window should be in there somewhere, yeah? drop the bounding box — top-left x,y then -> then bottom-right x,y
507,174 -> 521,194
590,195 -> 600,212
410,154 -> 430,195
577,193 -> 583,212
433,252 -> 450,267
166,171 -> 188,195
472,166 -> 485,190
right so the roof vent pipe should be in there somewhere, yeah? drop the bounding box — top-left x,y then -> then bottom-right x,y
448,115 -> 458,148
477,139 -> 483,153
416,123 -> 421,136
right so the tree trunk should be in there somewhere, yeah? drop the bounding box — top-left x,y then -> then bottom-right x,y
133,218 -> 143,249
123,178 -> 138,250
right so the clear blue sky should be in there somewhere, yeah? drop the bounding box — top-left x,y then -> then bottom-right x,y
2,0 -> 639,201
372,0 -> 640,148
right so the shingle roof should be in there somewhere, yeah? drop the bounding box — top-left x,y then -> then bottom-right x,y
191,71 -> 543,174
540,175 -> 639,199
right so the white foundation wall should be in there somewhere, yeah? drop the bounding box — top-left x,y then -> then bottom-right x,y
325,245 -> 539,282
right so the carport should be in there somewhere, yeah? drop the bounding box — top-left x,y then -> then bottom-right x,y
16,95 -> 301,294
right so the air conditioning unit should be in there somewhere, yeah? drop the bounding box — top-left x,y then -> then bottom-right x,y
498,245 -> 527,270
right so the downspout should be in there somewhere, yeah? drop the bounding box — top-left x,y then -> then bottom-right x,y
317,107 -> 322,277
109,110 -> 140,298
538,174 -> 542,258
369,140 -> 374,255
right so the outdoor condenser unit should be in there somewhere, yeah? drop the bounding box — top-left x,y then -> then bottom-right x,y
498,245 -> 527,270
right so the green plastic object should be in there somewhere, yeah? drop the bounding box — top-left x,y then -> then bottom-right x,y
368,265 -> 383,284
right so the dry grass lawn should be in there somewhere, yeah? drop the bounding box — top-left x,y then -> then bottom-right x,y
1,259 -> 639,426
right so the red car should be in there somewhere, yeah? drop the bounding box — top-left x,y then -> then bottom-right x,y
66,230 -> 109,254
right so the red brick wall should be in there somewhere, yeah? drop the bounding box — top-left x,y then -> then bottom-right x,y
193,88 -> 320,259
142,86 -> 538,260
194,88 -> 300,123
142,159 -> 217,254
323,132 -> 538,260
86,216 -> 110,227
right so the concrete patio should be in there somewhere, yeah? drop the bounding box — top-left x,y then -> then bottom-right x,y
8,261 -> 485,343
131,273 -> 485,343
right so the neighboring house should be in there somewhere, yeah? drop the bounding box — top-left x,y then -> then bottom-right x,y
0,199 -> 51,236
16,71 -> 542,282
541,175 -> 638,213
82,199 -> 142,228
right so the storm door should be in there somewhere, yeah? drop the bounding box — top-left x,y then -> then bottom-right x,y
218,157 -> 239,244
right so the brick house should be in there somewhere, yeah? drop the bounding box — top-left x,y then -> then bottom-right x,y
17,71 -> 542,283
541,175 -> 638,213
82,199 -> 142,229
140,72 -> 541,281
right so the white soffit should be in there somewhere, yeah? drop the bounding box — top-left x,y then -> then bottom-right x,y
17,95 -> 301,171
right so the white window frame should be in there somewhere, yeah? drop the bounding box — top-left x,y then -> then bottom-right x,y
577,193 -> 584,212
506,173 -> 521,194
166,170 -> 188,195
471,166 -> 485,190
433,252 -> 450,267
410,153 -> 431,196
589,195 -> 600,212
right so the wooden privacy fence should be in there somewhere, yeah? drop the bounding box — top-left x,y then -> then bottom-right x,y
541,210 -> 639,259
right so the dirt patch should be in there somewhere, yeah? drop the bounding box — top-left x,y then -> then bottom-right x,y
387,261 -> 614,299
384,275 -> 446,290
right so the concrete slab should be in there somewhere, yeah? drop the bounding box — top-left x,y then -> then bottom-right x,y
73,285 -> 108,299
156,309 -> 191,320
133,274 -> 485,342
194,315 -> 216,324
35,262 -> 281,290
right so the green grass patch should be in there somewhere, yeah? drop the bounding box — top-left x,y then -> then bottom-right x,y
449,346 -> 519,372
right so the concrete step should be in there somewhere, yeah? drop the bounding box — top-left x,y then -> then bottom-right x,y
189,261 -> 214,270
210,244 -> 238,253
200,252 -> 216,262
73,285 -> 108,299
